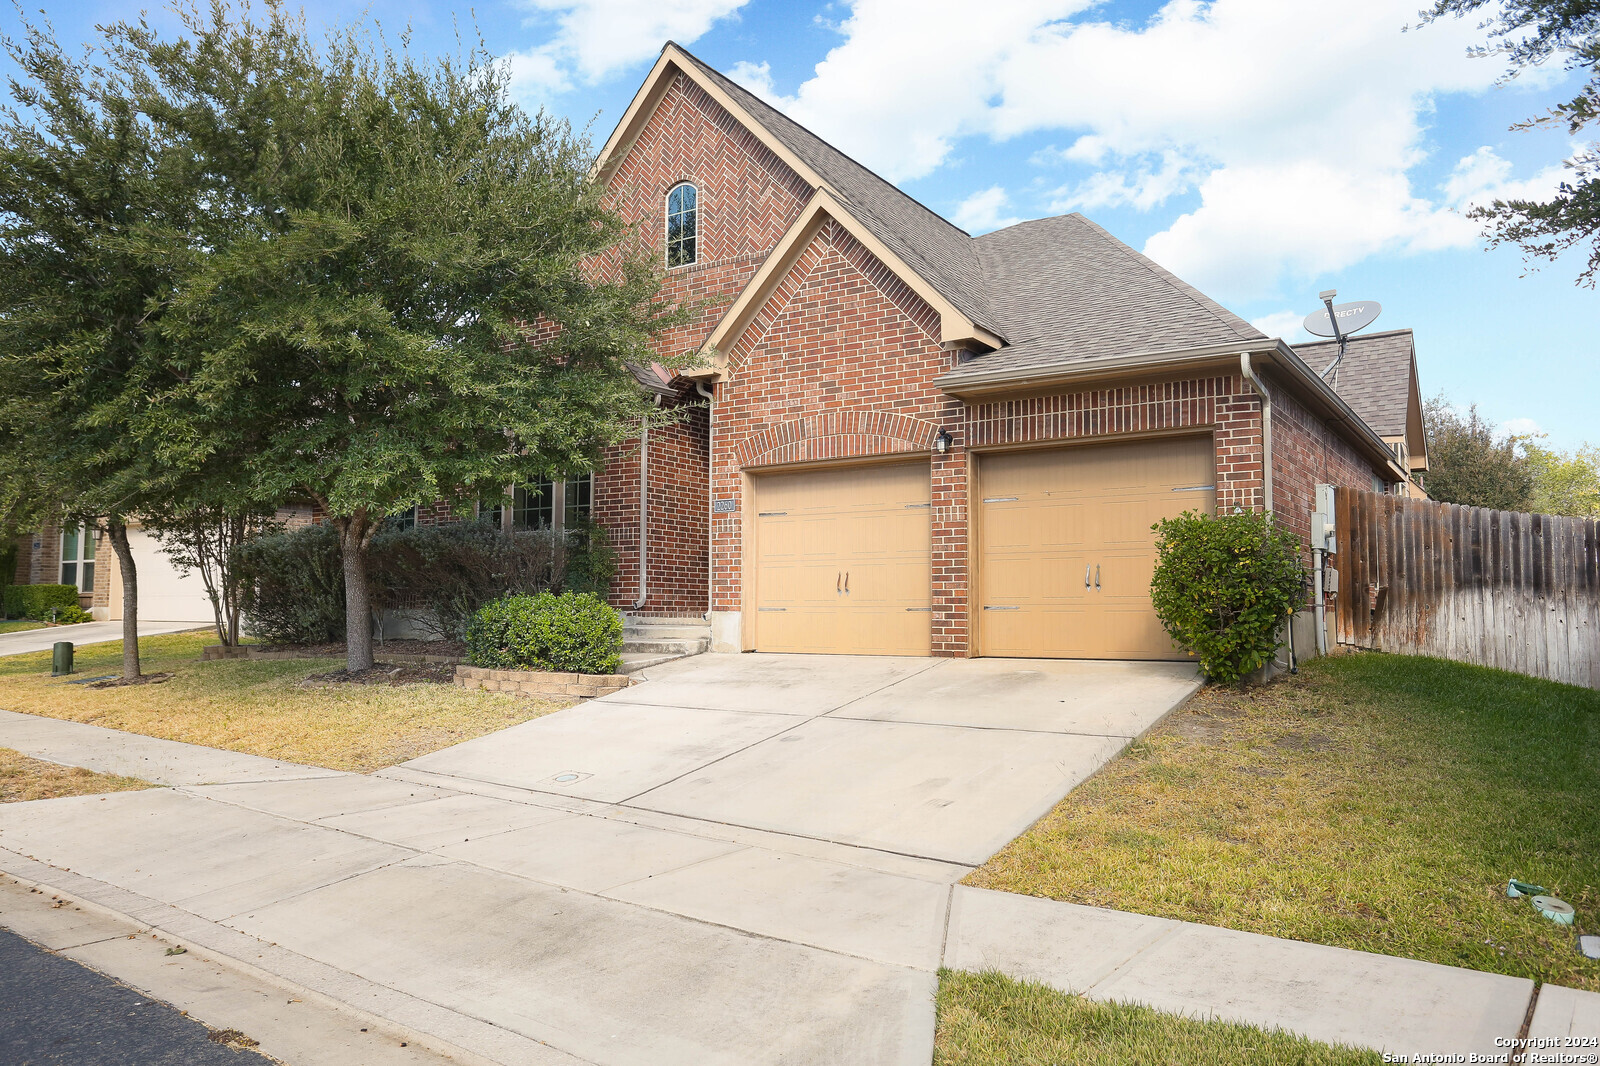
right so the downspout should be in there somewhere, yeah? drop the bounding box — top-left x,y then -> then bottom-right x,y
1239,353 -> 1274,513
694,381 -> 715,623
634,396 -> 663,612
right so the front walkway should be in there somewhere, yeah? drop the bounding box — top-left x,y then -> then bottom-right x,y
0,653 -> 1589,1062
0,620 -> 204,658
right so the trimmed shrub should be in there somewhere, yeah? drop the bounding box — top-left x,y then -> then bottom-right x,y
3,583 -> 87,623
233,518 -> 621,646
465,591 -> 623,675
232,523 -> 346,646
1149,510 -> 1304,684
0,542 -> 15,615
372,520 -> 560,641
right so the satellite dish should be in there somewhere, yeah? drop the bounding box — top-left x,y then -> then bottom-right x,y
1303,300 -> 1381,338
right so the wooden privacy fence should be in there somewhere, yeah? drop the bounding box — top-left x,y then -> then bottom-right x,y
1334,488 -> 1600,689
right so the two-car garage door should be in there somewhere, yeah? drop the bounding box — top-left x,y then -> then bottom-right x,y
748,435 -> 1214,659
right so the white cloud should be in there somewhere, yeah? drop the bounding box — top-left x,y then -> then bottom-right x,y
737,0 -> 1566,299
516,0 -> 748,86
952,186 -> 1024,234
498,47 -> 571,107
728,60 -> 787,105
1499,416 -> 1544,441
1443,145 -> 1568,209
1250,310 -> 1309,342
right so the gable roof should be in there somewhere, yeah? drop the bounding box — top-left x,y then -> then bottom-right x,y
665,47 -> 1000,338
1292,329 -> 1416,438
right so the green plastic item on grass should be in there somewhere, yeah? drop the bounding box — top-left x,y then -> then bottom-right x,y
1508,879 -> 1547,898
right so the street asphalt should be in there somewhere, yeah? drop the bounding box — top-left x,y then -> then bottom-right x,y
0,924 -> 267,1065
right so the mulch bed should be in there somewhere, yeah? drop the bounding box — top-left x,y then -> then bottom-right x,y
261,639 -> 466,659
301,661 -> 457,687
87,672 -> 175,689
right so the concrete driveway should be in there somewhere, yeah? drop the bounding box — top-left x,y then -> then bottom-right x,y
0,620 -> 205,658
0,653 -> 1200,1065
407,653 -> 1200,865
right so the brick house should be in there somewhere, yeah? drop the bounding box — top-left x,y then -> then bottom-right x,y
8,40 -> 1428,657
565,42 -> 1424,659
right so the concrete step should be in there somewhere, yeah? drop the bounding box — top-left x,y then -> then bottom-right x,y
623,637 -> 711,656
621,651 -> 685,674
621,623 -> 711,641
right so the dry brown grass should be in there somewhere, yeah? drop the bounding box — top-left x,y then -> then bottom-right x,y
0,746 -> 151,803
0,631 -> 570,772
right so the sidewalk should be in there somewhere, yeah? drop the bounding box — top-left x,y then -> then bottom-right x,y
0,620 -> 204,658
0,707 -> 1593,1063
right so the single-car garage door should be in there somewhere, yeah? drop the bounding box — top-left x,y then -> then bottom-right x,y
119,529 -> 216,623
751,461 -> 930,655
977,435 -> 1215,659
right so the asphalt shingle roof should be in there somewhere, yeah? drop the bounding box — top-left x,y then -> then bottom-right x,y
1292,329 -> 1415,437
962,214 -> 1264,375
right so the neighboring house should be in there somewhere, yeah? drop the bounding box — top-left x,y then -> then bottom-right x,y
7,522 -> 211,624
569,42 -> 1418,658
6,506 -> 321,626
8,40 -> 1427,657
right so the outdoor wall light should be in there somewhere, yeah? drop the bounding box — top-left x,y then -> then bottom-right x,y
933,427 -> 953,455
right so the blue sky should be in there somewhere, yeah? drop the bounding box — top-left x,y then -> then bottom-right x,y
6,0 -> 1596,449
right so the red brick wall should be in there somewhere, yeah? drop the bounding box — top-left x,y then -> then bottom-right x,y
607,70 -> 813,368
595,401 -> 709,616
1269,376 -> 1389,557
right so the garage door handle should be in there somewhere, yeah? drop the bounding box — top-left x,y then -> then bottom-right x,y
1095,564 -> 1101,590
836,572 -> 842,594
843,572 -> 850,594
1085,565 -> 1092,590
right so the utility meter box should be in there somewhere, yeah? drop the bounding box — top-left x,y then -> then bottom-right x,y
1313,483 -> 1337,553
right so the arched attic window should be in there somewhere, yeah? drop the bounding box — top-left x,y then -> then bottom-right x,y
666,182 -> 698,267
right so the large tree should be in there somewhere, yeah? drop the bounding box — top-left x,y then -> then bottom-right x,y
1422,0 -> 1600,284
1420,395 -> 1536,510
0,14 -> 202,679
128,5 -> 685,671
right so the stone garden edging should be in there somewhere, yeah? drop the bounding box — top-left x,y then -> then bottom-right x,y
453,664 -> 631,699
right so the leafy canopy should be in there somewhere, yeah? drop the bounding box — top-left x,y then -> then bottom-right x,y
132,3 -> 687,527
1419,394 -> 1536,511
1420,0 -> 1600,284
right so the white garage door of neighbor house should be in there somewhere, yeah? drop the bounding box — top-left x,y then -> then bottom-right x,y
125,530 -> 216,623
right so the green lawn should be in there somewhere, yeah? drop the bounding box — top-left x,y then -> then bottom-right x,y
0,620 -> 47,634
970,653 -> 1600,991
936,970 -> 1379,1065
0,631 -> 569,772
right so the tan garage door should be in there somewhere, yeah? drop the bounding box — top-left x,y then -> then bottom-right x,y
752,461 -> 931,655
977,436 -> 1214,659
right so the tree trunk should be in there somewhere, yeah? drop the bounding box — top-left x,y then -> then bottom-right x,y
339,512 -> 375,673
106,520 -> 141,680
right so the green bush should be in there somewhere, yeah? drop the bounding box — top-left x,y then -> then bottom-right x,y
372,519 -> 560,640
0,542 -> 16,615
1149,510 -> 1304,684
232,523 -> 346,645
465,591 -> 623,675
3,583 -> 88,623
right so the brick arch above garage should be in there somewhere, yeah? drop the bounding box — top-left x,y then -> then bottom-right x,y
736,410 -> 940,468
